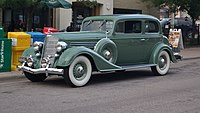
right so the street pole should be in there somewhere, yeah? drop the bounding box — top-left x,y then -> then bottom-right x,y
171,12 -> 175,29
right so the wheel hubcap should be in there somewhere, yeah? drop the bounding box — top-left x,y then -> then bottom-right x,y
73,63 -> 87,80
103,49 -> 112,62
158,55 -> 167,70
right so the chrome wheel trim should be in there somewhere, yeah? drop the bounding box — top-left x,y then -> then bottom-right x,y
103,48 -> 113,62
73,63 -> 87,81
68,56 -> 92,87
156,51 -> 170,75
158,55 -> 167,70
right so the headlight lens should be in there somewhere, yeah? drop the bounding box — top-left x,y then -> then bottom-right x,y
56,46 -> 62,53
56,41 -> 67,53
33,41 -> 43,52
34,46 -> 39,51
41,58 -> 49,68
27,57 -> 34,67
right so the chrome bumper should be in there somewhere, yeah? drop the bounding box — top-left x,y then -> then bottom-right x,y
18,65 -> 64,75
174,52 -> 182,60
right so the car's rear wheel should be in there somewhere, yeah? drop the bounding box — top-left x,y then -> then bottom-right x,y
24,71 -> 47,82
151,51 -> 170,76
63,56 -> 92,87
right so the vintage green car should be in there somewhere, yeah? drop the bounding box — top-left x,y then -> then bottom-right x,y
18,14 -> 180,87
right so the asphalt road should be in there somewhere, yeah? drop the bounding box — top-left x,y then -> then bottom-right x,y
1,59 -> 200,113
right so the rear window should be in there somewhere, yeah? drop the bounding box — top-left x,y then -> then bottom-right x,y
145,21 -> 159,33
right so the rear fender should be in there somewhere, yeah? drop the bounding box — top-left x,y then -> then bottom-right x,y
149,43 -> 177,64
56,47 -> 121,71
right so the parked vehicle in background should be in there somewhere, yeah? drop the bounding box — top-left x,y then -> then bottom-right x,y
161,17 -> 198,38
18,14 -> 180,87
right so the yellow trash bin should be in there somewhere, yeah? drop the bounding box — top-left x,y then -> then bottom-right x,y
8,32 -> 31,71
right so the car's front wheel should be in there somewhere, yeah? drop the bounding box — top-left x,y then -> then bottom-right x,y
24,72 -> 47,82
63,56 -> 92,87
151,51 -> 170,76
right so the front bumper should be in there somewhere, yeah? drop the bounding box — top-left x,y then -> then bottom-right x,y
18,65 -> 64,75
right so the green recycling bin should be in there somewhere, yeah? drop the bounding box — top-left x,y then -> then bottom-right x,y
0,38 -> 12,72
0,27 -> 4,38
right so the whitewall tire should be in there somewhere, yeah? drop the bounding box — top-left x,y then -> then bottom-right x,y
64,56 -> 92,87
151,51 -> 170,76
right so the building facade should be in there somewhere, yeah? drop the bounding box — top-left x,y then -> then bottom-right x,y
114,0 -> 159,17
54,0 -> 159,31
0,0 -> 159,32
53,0 -> 113,31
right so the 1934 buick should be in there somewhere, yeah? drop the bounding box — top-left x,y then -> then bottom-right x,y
18,14 -> 181,87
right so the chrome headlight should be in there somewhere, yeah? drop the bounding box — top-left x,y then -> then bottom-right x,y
41,55 -> 51,68
27,57 -> 34,67
56,41 -> 67,53
33,41 -> 43,52
41,58 -> 49,68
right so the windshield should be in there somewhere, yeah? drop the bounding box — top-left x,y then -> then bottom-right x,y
81,20 -> 114,32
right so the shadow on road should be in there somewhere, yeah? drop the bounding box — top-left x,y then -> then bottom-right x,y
37,69 -> 159,87
89,69 -> 157,85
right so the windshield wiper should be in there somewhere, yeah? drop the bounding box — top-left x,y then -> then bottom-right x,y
99,20 -> 107,28
85,20 -> 93,27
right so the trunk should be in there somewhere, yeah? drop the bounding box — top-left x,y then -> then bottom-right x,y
25,8 -> 33,31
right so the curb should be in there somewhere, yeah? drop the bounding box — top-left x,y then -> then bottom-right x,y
182,57 -> 200,60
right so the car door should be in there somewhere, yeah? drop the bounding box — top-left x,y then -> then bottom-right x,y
112,20 -> 146,65
143,20 -> 162,63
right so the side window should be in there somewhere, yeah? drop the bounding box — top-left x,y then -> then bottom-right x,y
125,21 -> 142,33
115,21 -> 142,33
116,22 -> 125,33
145,21 -> 159,33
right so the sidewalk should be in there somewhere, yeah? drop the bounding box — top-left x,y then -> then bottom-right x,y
0,47 -> 200,77
181,47 -> 200,60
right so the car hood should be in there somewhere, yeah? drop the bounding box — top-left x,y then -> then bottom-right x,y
49,31 -> 108,40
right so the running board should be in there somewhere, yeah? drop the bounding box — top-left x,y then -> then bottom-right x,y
100,64 -> 157,72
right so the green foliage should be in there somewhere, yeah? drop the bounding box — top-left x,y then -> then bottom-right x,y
78,0 -> 98,8
0,0 -> 45,9
142,0 -> 200,20
0,0 -> 46,31
174,0 -> 200,20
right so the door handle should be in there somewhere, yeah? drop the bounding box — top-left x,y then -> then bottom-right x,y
140,39 -> 146,41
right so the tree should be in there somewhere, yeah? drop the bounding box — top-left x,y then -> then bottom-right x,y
0,0 -> 46,31
142,0 -> 200,37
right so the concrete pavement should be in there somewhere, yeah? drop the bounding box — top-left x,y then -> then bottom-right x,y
181,47 -> 200,60
0,47 -> 200,77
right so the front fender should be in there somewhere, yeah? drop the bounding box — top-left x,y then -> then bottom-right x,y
149,43 -> 177,64
21,47 -> 35,57
56,47 -> 121,71
20,47 -> 42,68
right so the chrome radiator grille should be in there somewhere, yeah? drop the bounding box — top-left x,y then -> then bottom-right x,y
42,36 -> 58,58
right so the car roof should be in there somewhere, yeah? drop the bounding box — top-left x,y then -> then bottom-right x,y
83,14 -> 159,22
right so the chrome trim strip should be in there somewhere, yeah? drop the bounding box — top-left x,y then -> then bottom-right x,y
18,66 -> 64,75
70,42 -> 97,49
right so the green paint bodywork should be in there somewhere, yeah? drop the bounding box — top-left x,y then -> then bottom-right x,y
56,46 -> 121,71
21,14 -> 177,73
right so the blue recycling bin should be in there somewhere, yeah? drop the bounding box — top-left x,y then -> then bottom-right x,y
26,32 -> 46,45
